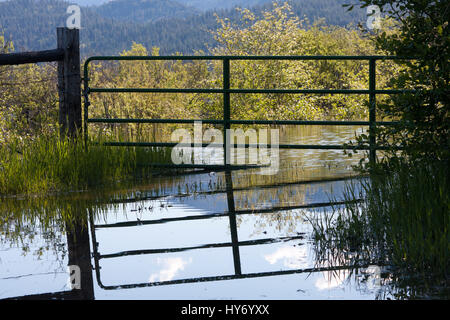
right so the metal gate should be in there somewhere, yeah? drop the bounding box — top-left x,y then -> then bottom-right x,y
83,55 -> 410,168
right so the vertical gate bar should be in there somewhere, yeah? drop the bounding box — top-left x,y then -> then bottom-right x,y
369,58 -> 377,164
223,58 -> 231,167
225,171 -> 242,275
83,61 -> 90,150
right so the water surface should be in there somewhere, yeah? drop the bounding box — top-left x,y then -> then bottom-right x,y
0,125 -> 405,299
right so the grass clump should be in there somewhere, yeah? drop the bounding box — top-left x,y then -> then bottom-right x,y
309,160 -> 449,297
0,134 -> 172,196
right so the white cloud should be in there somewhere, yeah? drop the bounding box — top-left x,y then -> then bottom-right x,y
315,271 -> 349,290
264,245 -> 308,269
149,257 -> 192,283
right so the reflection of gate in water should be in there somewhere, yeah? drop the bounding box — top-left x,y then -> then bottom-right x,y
88,172 -> 367,291
4,173 -> 368,300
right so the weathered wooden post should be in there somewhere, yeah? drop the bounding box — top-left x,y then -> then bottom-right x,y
66,212 -> 95,300
57,27 -> 81,138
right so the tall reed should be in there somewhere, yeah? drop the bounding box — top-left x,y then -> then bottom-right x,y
309,160 -> 449,296
0,134 -> 172,196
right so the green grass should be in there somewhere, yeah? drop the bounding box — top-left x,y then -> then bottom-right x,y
309,160 -> 449,296
0,134 -> 173,197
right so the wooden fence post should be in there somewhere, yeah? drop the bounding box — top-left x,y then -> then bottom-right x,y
57,27 -> 81,138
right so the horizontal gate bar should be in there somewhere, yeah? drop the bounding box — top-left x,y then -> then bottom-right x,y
85,55 -> 412,63
141,163 -> 264,169
95,141 -> 396,150
88,88 -> 414,94
84,55 -> 411,158
98,176 -> 362,206
89,118 -> 223,124
94,199 -> 363,230
98,235 -> 305,259
88,118 -> 399,126
96,263 -> 372,290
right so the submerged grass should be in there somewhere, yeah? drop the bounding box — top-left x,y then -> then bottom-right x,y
0,134 -> 173,197
309,160 -> 449,297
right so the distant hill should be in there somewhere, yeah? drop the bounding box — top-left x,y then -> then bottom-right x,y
45,0 -> 273,10
0,0 -> 366,56
0,0 -> 274,10
0,0 -> 108,5
177,0 -> 272,11
94,0 -> 199,23
64,0 -> 109,6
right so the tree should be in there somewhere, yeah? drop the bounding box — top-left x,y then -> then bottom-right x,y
202,2 -> 383,122
350,0 -> 449,163
0,35 -> 58,144
88,43 -> 199,140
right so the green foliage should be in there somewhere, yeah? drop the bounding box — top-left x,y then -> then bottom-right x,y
84,3 -> 386,138
198,3 -> 382,121
309,160 -> 449,297
0,2 -> 394,196
0,0 -> 365,56
309,0 -> 450,298
88,43 -> 202,139
1,3 -> 389,146
0,35 -> 59,144
0,133 -> 172,196
351,0 -> 449,164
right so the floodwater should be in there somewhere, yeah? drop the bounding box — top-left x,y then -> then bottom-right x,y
0,125 -> 417,300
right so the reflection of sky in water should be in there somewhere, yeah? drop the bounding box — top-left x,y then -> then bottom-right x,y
181,125 -> 366,178
148,257 -> 193,283
0,126 -> 383,299
315,273 -> 347,291
0,180 -> 375,299
0,230 -> 69,298
264,246 -> 309,269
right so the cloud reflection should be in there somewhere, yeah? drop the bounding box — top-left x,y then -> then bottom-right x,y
264,245 -> 308,269
315,274 -> 345,290
149,257 -> 192,283
314,268 -> 352,291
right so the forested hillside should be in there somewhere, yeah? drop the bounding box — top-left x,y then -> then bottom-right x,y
1,2 -> 393,148
177,0 -> 272,11
94,0 -> 199,23
0,0 -> 366,56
